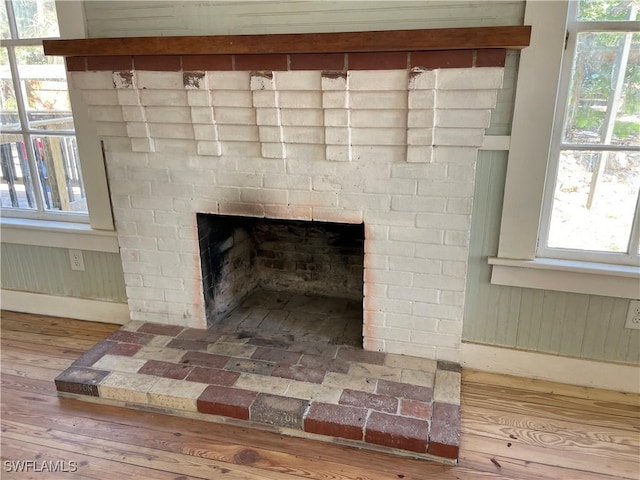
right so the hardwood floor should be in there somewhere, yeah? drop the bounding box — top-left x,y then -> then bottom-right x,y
1,310 -> 638,480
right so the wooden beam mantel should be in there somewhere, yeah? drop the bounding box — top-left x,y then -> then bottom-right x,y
44,26 -> 530,57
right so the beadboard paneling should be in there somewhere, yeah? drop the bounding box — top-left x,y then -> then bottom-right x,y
1,244 -> 127,303
464,152 -> 639,365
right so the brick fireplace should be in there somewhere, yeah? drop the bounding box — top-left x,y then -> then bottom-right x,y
45,26 -> 530,462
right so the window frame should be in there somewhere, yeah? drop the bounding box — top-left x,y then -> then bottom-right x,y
491,0 -> 640,299
1,0 -> 116,251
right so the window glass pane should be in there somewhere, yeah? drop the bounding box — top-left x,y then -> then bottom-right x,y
0,135 -> 36,209
1,48 -> 20,131
0,2 -> 10,39
547,150 -> 640,252
15,46 -> 73,132
578,0 -> 639,21
32,135 -> 86,213
13,0 -> 60,39
563,32 -> 640,147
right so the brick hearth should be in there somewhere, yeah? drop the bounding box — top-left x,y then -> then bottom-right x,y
56,294 -> 461,461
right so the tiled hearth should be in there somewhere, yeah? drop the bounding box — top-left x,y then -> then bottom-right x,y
56,291 -> 461,461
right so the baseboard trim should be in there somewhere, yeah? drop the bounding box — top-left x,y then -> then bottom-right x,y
461,342 -> 639,394
1,289 -> 130,325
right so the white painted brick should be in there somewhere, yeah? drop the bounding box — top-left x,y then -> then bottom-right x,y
365,296 -> 412,315
417,180 -> 474,197
389,227 -> 443,245
363,338 -> 385,353
112,71 -> 135,89
140,90 -> 187,106
240,188 -> 287,205
384,341 -> 436,360
444,230 -> 470,246
413,302 -> 463,321
136,71 -> 183,90
197,141 -> 222,156
264,174 -> 311,190
411,331 -> 459,349
149,123 -> 194,139
375,326 -> 411,342
121,261 -> 162,276
257,126 -> 281,143
221,141 -> 261,157
274,70 -> 321,90
217,171 -> 262,188
145,106 -> 192,124
413,273 -> 465,291
282,126 -> 324,144
217,125 -> 259,142
138,249 -> 181,265
214,107 -> 255,125
281,108 -> 324,126
122,106 -> 146,122
340,192 -> 390,211
386,313 -> 438,333
251,90 -> 277,108
131,137 -> 155,153
408,69 -> 437,90
406,145 -> 434,163
96,122 -> 128,137
323,109 -> 348,127
348,70 -> 407,91
250,73 -> 274,91
102,137 -> 132,152
437,90 -> 497,109
365,310 -> 386,327
391,196 -> 446,213
325,128 -> 349,146
447,197 -> 473,214
187,90 -> 210,107
193,185 -> 240,202
126,122 -> 150,138
438,319 -> 463,335
326,145 -> 350,162
432,146 -> 478,164
437,109 -> 491,128
322,92 -> 348,109
117,90 -> 141,106
415,244 -> 468,262
207,71 -> 251,90
389,256 -> 441,274
388,285 -> 439,304
364,282 -> 387,298
256,108 -> 280,126
219,202 -> 265,217
366,268 -> 412,287
123,273 -> 143,286
434,347 -> 460,363
264,204 -> 312,220
312,176 -> 342,192
279,91 -> 322,109
366,225 -> 389,240
439,290 -> 465,307
391,163 -> 446,179
289,190 -> 337,207
321,74 -> 347,91
364,254 -> 388,270
236,158 -> 285,174
212,90 -> 253,107
351,145 -> 407,163
191,107 -> 214,124
87,106 -> 123,122
437,67 -> 504,90
447,164 -> 476,182
364,211 -> 416,227
126,286 -> 164,301
111,194 -> 131,208
312,208 -> 362,224
154,138 -> 197,154
285,144 -> 326,161
407,128 -> 434,146
350,91 -> 407,109
408,90 -> 436,110
363,178 -> 416,195
118,236 -> 157,250
261,143 -> 285,159
407,109 -> 435,128
82,89 -> 118,106
70,71 -> 114,90
350,109 -> 407,129
365,240 -> 414,257
193,124 -> 218,141
142,275 -> 185,290
435,128 -> 484,147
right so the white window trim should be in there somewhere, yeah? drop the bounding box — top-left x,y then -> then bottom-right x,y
493,0 -> 640,298
1,0 -> 115,251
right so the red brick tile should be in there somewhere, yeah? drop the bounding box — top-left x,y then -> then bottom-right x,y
87,55 -> 133,71
252,347 -> 301,364
410,50 -> 474,69
107,343 -> 141,357
376,379 -> 432,402
180,351 -> 229,369
272,364 -> 325,384
183,54 -> 233,71
234,54 -> 288,71
436,360 -> 461,373
400,399 -> 431,420
72,340 -> 117,367
365,411 -> 429,453
167,339 -> 210,351
225,358 -> 275,376
138,360 -> 193,380
348,52 -> 408,70
134,55 -> 182,71
339,389 -> 398,414
300,354 -> 350,374
65,57 -> 87,72
55,367 -> 110,397
428,402 -> 460,459
289,53 -> 346,71
137,323 -> 184,337
106,330 -> 154,345
197,385 -> 257,420
185,367 -> 240,386
177,328 -> 222,343
337,347 -> 386,365
304,402 -> 367,440
250,393 -> 308,429
475,49 -> 507,67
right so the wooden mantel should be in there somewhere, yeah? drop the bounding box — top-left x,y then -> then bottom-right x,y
44,26 -> 530,57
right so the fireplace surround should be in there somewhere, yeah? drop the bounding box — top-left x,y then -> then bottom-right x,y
45,26 -> 530,461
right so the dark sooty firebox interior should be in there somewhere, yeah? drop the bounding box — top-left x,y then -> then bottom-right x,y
197,214 -> 365,347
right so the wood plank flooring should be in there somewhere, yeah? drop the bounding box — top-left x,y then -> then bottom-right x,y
1,310 -> 638,479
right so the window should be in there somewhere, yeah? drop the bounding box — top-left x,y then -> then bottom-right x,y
1,0 -> 87,221
538,0 -> 640,266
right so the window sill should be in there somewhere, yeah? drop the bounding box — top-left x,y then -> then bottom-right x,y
1,217 -> 119,253
488,257 -> 640,299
